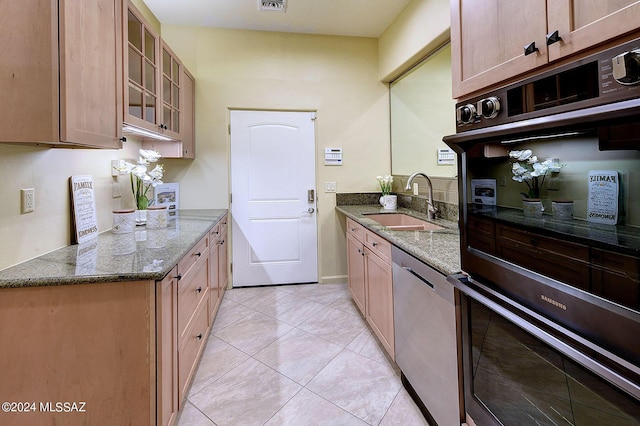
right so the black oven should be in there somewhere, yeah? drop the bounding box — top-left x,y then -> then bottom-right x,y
445,36 -> 640,425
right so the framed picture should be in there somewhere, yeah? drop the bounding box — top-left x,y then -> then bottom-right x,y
471,178 -> 496,205
154,183 -> 179,218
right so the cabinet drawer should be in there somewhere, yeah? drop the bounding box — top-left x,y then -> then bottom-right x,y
178,297 -> 209,401
496,224 -> 589,261
468,214 -> 495,237
178,256 -> 209,344
209,222 -> 221,244
364,230 -> 391,265
178,235 -> 208,278
347,218 -> 365,241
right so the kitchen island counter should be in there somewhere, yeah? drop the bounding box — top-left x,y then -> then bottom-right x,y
336,205 -> 460,275
0,209 -> 228,288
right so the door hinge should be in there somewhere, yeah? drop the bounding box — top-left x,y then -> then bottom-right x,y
230,262 -> 232,274
311,112 -> 317,121
228,124 -> 231,134
229,193 -> 232,203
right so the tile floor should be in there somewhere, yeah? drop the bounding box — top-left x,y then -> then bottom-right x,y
177,282 -> 430,426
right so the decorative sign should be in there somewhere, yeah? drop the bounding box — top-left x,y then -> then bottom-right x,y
154,182 -> 179,218
70,175 -> 99,244
587,170 -> 619,225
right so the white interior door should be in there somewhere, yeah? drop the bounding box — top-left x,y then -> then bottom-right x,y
230,110 -> 318,287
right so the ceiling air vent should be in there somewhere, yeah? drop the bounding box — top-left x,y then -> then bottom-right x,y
259,0 -> 287,12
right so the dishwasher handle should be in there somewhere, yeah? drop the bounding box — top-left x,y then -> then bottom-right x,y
404,267 -> 435,290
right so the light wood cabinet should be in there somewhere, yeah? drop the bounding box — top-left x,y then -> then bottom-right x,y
157,267 -> 179,426
346,218 -> 394,359
181,68 -> 196,159
160,42 -> 182,141
0,281 -> 156,425
124,3 -> 161,134
0,0 -> 123,148
208,214 -> 228,324
347,231 -> 367,313
364,245 -> 394,359
451,0 -> 640,98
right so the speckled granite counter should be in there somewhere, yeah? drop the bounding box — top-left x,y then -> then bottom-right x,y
336,205 -> 461,276
0,209 -> 227,288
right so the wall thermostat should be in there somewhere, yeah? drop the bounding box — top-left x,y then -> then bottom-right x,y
437,148 -> 456,165
325,148 -> 343,166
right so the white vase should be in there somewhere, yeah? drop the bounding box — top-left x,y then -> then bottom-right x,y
522,199 -> 544,218
379,195 -> 397,210
135,209 -> 147,226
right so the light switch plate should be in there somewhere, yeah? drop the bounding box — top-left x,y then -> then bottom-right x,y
325,181 -> 337,192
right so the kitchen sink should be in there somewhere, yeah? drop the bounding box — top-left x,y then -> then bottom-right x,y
364,213 -> 444,231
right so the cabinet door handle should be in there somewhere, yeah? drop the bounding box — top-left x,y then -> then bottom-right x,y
195,252 -> 202,257
196,286 -> 202,293
546,30 -> 562,46
372,242 -> 378,247
524,41 -> 539,56
219,239 -> 225,245
176,274 -> 182,281
196,333 -> 203,340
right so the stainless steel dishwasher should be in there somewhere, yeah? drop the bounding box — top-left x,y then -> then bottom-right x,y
392,246 -> 462,426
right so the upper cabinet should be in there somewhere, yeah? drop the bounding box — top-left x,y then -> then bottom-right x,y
126,2 -> 196,158
0,0 -> 123,148
451,0 -> 640,99
124,4 -> 161,133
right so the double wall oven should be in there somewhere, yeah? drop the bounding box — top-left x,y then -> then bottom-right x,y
445,36 -> 640,425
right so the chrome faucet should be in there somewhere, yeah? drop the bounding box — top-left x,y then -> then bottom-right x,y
405,172 -> 439,220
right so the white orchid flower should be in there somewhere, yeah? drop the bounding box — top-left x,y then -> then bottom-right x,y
527,155 -> 538,164
531,162 -> 549,177
509,150 -> 532,162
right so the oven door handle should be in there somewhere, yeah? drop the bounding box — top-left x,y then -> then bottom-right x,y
447,273 -> 640,400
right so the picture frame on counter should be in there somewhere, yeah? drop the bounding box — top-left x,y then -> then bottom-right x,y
154,182 -> 179,218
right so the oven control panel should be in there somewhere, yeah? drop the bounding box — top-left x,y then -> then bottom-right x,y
455,37 -> 640,131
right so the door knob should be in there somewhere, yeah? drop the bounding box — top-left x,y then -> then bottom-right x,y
302,208 -> 315,214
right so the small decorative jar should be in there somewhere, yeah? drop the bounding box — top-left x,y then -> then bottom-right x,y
146,205 -> 168,229
379,194 -> 397,211
552,200 -> 573,221
522,198 -> 544,218
112,209 -> 136,234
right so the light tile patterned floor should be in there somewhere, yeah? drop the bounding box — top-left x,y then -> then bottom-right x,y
177,283 -> 430,426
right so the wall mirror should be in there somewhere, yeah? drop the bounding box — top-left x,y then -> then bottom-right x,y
390,42 -> 457,177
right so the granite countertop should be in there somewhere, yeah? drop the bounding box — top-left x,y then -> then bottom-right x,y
336,205 -> 461,276
0,209 -> 228,288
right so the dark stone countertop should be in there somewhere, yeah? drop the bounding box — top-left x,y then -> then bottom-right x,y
336,205 -> 461,276
0,209 -> 228,288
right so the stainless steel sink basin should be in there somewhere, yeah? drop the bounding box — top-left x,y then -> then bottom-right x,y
364,213 -> 444,231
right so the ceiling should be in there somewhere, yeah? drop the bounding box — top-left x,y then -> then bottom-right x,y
142,0 -> 413,38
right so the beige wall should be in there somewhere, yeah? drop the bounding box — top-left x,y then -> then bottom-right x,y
0,140 -> 144,270
159,26 -> 390,284
378,0 -> 450,83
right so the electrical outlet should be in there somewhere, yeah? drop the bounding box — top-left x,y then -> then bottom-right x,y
325,181 -> 337,193
21,188 -> 35,213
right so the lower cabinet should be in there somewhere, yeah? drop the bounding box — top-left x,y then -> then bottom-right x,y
208,214 -> 228,323
346,218 -> 394,359
0,218 -> 228,426
157,268 -> 179,426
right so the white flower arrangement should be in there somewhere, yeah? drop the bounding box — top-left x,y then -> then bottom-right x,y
115,149 -> 164,210
377,175 -> 393,196
509,149 -> 561,198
